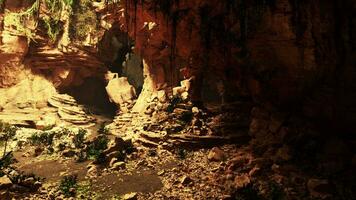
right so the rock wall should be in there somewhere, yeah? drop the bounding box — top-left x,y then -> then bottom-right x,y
121,0 -> 356,131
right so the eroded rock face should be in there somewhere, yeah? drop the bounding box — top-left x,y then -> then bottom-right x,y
120,0 -> 356,131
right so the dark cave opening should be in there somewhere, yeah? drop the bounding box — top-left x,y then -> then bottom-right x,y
60,77 -> 118,117
98,23 -> 144,96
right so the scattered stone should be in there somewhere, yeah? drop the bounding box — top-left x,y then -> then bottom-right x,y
180,175 -> 192,185
110,161 -> 126,170
208,147 -> 226,162
234,174 -> 251,189
0,176 -> 13,189
0,190 -> 9,199
192,107 -> 199,115
181,92 -> 189,100
157,170 -> 165,176
157,90 -> 167,103
122,192 -> 137,200
109,158 -> 118,167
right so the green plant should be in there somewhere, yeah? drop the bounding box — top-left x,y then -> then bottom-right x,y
0,122 -> 17,158
167,95 -> 183,113
43,17 -> 61,41
86,135 -> 109,164
176,148 -> 187,160
98,123 -> 110,135
178,111 -> 193,123
28,131 -> 55,146
59,175 -> 78,197
4,0 -> 40,41
0,151 -> 15,169
73,128 -> 87,148
69,0 -> 98,41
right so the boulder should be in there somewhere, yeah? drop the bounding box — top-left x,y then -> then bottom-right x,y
234,174 -> 251,189
106,76 -> 136,107
208,147 -> 226,162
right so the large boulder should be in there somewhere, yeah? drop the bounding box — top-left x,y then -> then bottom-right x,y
106,76 -> 136,107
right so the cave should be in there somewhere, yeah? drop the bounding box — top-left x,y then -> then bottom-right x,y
0,0 -> 355,199
59,77 -> 118,117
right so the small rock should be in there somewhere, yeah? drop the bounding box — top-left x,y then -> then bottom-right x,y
181,92 -> 189,100
109,158 -> 118,167
22,177 -> 35,187
110,161 -> 126,170
234,174 -> 251,189
192,107 -> 199,115
180,175 -> 192,185
87,164 -> 98,177
208,147 -> 226,162
122,192 -> 137,200
157,90 -> 167,103
157,170 -> 165,176
0,176 -> 13,189
62,149 -> 76,157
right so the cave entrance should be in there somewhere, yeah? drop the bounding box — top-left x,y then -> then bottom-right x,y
61,77 -> 118,117
98,22 -> 144,95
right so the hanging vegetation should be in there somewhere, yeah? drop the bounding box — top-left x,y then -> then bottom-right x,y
3,0 -> 40,41
69,0 -> 98,42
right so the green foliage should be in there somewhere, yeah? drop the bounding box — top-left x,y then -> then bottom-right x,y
73,128 -> 87,148
59,175 -> 78,197
176,148 -> 187,160
86,135 -> 109,164
167,96 -> 183,113
0,152 -> 15,169
69,0 -> 98,41
0,121 -> 18,158
28,131 -> 55,146
4,0 -> 40,41
98,123 -> 110,135
178,111 -> 193,123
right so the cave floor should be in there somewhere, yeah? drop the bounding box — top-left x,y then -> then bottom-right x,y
1,96 -> 353,200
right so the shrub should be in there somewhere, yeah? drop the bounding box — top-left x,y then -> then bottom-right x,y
59,175 -> 78,197
86,135 -> 109,164
73,128 -> 87,148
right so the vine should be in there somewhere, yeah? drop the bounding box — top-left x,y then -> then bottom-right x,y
4,0 -> 40,41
